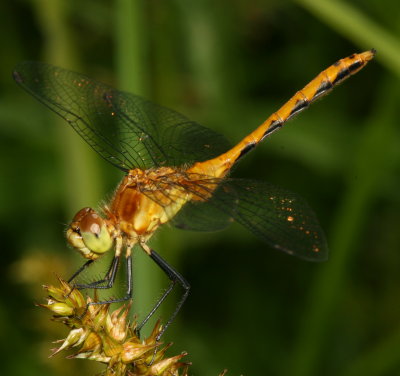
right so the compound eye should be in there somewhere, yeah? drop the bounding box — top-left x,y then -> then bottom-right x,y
77,209 -> 113,255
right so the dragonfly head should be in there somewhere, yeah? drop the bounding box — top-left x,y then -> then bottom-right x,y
66,207 -> 114,260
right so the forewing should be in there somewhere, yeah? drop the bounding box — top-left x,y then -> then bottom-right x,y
13,61 -> 231,171
107,91 -> 232,168
174,178 -> 328,261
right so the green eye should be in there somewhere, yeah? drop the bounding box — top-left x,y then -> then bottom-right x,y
69,208 -> 114,256
81,223 -> 113,254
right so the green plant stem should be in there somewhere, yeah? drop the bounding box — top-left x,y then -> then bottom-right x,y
114,0 -> 163,333
32,0 -> 102,212
115,0 -> 146,92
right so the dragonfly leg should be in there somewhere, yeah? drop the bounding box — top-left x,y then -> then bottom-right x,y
74,256 -> 120,289
85,254 -> 133,306
135,278 -> 176,336
67,259 -> 94,283
71,255 -> 132,322
65,256 -> 120,307
137,246 -> 190,341
71,236 -> 124,289
67,237 -> 133,307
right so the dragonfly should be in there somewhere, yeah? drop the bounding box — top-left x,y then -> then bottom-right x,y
13,49 -> 375,338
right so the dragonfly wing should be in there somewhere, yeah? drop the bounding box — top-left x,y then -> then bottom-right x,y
172,196 -> 234,232
219,179 -> 328,261
106,90 -> 231,168
13,61 -> 231,171
13,62 -> 134,171
174,178 -> 328,261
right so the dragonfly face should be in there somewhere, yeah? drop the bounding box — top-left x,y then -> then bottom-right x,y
66,207 -> 114,260
13,49 -> 375,338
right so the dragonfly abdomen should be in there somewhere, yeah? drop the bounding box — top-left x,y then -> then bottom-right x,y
192,49 -> 375,179
260,49 -> 376,140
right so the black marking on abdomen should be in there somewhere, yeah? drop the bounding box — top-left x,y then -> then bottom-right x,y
314,80 -> 333,99
348,59 -> 363,73
261,118 -> 283,141
237,142 -> 256,160
332,67 -> 350,85
288,98 -> 309,119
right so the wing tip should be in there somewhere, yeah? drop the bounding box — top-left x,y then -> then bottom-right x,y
277,243 -> 329,262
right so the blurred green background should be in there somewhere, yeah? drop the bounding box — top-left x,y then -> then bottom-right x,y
2,0 -> 400,375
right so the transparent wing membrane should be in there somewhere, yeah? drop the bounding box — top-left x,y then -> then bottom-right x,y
108,91 -> 232,167
13,62 -> 231,171
171,187 -> 235,232
173,178 -> 328,261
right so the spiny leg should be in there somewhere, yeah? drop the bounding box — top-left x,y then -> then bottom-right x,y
135,276 -> 176,336
65,259 -> 94,301
86,245 -> 133,307
69,236 -> 123,289
68,237 -> 134,307
68,259 -> 94,284
71,253 -> 133,320
75,256 -> 120,289
138,244 -> 190,341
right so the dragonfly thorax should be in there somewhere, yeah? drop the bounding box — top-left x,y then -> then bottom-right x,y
66,207 -> 114,260
109,167 -> 192,239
